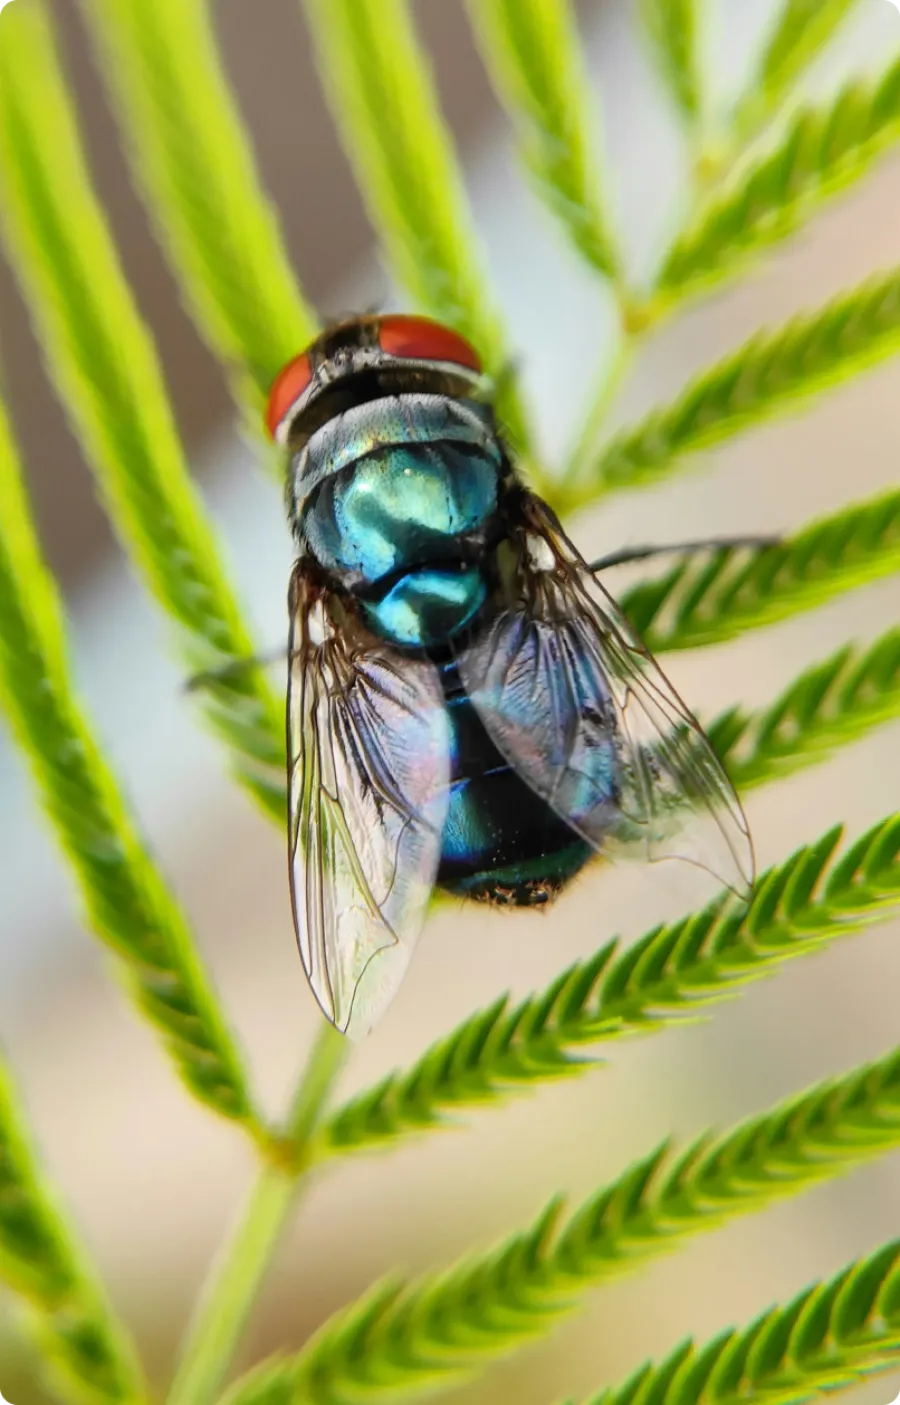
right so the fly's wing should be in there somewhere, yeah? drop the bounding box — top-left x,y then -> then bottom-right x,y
458,494 -> 754,897
288,568 -> 450,1037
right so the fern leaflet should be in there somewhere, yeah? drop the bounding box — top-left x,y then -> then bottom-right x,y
83,0 -> 317,409
617,496 -> 900,652
660,56 -> 900,302
712,625 -> 900,792
575,1240 -> 900,1405
302,0 -> 530,450
574,270 -> 900,503
319,813 -> 900,1157
0,3 -> 286,820
0,1061 -> 147,1405
465,0 -> 620,280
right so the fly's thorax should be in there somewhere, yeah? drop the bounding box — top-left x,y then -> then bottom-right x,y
294,393 -> 506,650
288,393 -> 501,526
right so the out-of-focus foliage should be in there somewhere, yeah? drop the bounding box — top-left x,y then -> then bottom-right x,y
302,0 -> 530,450
661,57 -> 900,300
735,0 -> 861,136
639,0 -> 700,121
85,0 -> 318,410
466,0 -> 620,279
0,1062 -> 147,1405
0,5 -> 287,822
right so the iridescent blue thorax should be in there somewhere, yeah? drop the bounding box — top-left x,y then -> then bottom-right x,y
294,393 -> 503,650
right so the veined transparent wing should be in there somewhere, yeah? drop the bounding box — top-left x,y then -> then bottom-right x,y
458,494 -> 754,897
288,568 -> 450,1037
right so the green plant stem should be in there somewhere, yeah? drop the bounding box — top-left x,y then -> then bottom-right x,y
562,324 -> 641,490
166,1173 -> 294,1405
167,1023 -> 348,1405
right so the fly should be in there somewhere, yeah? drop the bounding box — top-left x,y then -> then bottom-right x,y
266,314 -> 755,1037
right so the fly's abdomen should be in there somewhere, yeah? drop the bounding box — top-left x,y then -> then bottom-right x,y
304,438 -> 500,648
437,665 -> 593,905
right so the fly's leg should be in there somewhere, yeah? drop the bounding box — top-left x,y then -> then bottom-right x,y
185,544 -> 779,687
184,646 -> 288,693
589,533 -> 780,573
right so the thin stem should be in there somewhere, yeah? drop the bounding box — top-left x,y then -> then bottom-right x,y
558,96 -> 797,511
558,326 -> 640,508
559,65 -> 810,509
166,1168 -> 294,1405
166,1022 -> 348,1405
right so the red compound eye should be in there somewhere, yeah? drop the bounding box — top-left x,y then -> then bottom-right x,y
378,315 -> 482,373
265,353 -> 313,439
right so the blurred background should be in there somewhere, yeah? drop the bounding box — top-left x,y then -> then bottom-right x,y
1,0 -> 899,1401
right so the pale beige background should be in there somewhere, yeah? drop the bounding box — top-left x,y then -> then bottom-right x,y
0,1 -> 899,1402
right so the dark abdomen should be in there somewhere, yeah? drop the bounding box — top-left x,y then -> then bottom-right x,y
436,663 -> 591,906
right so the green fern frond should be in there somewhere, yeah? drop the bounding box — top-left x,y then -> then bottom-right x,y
464,0 -> 620,280
639,0 -> 700,122
0,2 -> 286,821
577,1240 -> 900,1405
319,813 -> 900,1157
618,492 -> 899,652
734,0 -> 862,138
711,625 -> 900,791
1,0 -> 898,1398
230,1028 -> 900,1405
659,56 -> 900,301
573,269 -> 900,503
0,394 -> 261,1134
82,0 -> 317,409
301,0 -> 530,451
0,1061 -> 147,1405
